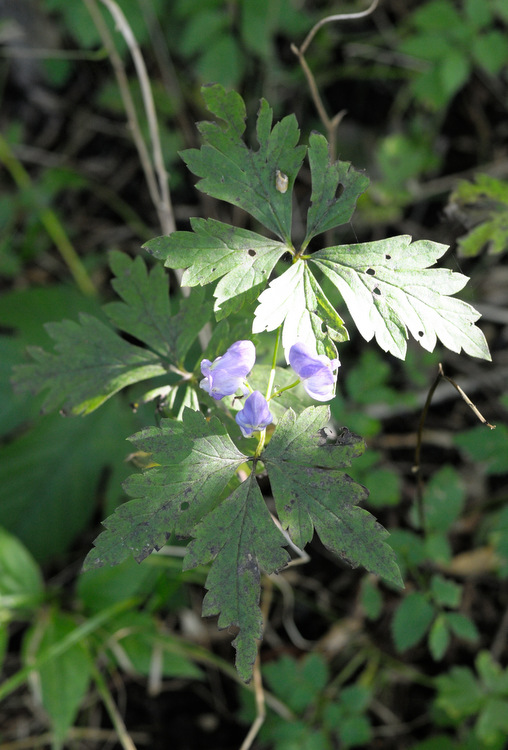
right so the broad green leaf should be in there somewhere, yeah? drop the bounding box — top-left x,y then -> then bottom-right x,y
12,314 -> 167,415
179,83 -> 306,243
311,235 -> 491,360
145,218 -> 287,317
0,527 -> 44,615
0,397 -> 139,562
84,409 -> 247,569
105,250 -> 208,362
184,473 -> 289,681
392,591 -> 435,651
0,285 -> 106,433
303,132 -> 369,247
252,259 -> 346,360
23,611 -> 92,750
262,407 -> 403,588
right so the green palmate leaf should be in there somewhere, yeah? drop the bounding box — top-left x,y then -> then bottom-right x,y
252,260 -> 347,360
183,472 -> 289,681
145,218 -> 287,318
105,250 -> 209,361
262,407 -> 403,588
179,83 -> 306,243
311,235 -> 491,360
12,314 -> 166,416
303,132 -> 370,248
84,409 -> 246,568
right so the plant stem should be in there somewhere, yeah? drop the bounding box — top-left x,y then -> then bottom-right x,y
0,133 -> 96,296
265,327 -> 282,400
91,662 -> 138,750
270,380 -> 301,400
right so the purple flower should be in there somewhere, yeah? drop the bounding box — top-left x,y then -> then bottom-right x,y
235,391 -> 273,437
200,340 -> 256,400
289,342 -> 340,402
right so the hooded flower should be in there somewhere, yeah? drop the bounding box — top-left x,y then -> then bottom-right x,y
289,342 -> 340,402
200,340 -> 256,400
235,391 -> 273,437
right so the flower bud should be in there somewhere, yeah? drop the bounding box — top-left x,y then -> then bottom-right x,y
235,391 -> 273,437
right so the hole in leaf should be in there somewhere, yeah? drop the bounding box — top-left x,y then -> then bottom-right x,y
418,331 -> 424,338
373,287 -> 381,296
336,183 -> 344,199
366,268 -> 375,275
181,501 -> 189,511
211,267 -> 216,272
385,254 -> 391,260
248,249 -> 256,257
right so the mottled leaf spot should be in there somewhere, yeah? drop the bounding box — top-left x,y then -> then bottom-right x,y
181,501 -> 190,511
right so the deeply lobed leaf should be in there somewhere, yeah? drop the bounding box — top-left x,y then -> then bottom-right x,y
262,407 -> 403,588
178,83 -> 306,243
183,473 -> 289,681
105,250 -> 209,362
12,314 -> 166,416
84,409 -> 246,567
311,236 -> 491,360
145,218 -> 287,318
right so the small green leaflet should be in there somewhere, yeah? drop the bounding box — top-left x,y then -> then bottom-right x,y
180,83 -> 306,243
311,236 -> 491,360
263,407 -> 403,588
85,406 -> 401,680
12,314 -> 166,416
145,218 -> 287,318
303,132 -> 370,248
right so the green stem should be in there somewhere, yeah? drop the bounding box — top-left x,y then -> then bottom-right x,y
255,428 -> 267,458
91,662 -> 138,750
269,380 -> 301,400
265,327 -> 282,400
0,133 -> 96,296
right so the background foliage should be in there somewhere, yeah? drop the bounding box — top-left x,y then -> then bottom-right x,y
1,0 -> 507,748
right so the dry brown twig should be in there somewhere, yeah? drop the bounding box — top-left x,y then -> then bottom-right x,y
82,0 -> 175,235
291,0 -> 380,159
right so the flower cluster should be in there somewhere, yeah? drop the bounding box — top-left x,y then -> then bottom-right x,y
199,339 -> 340,437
